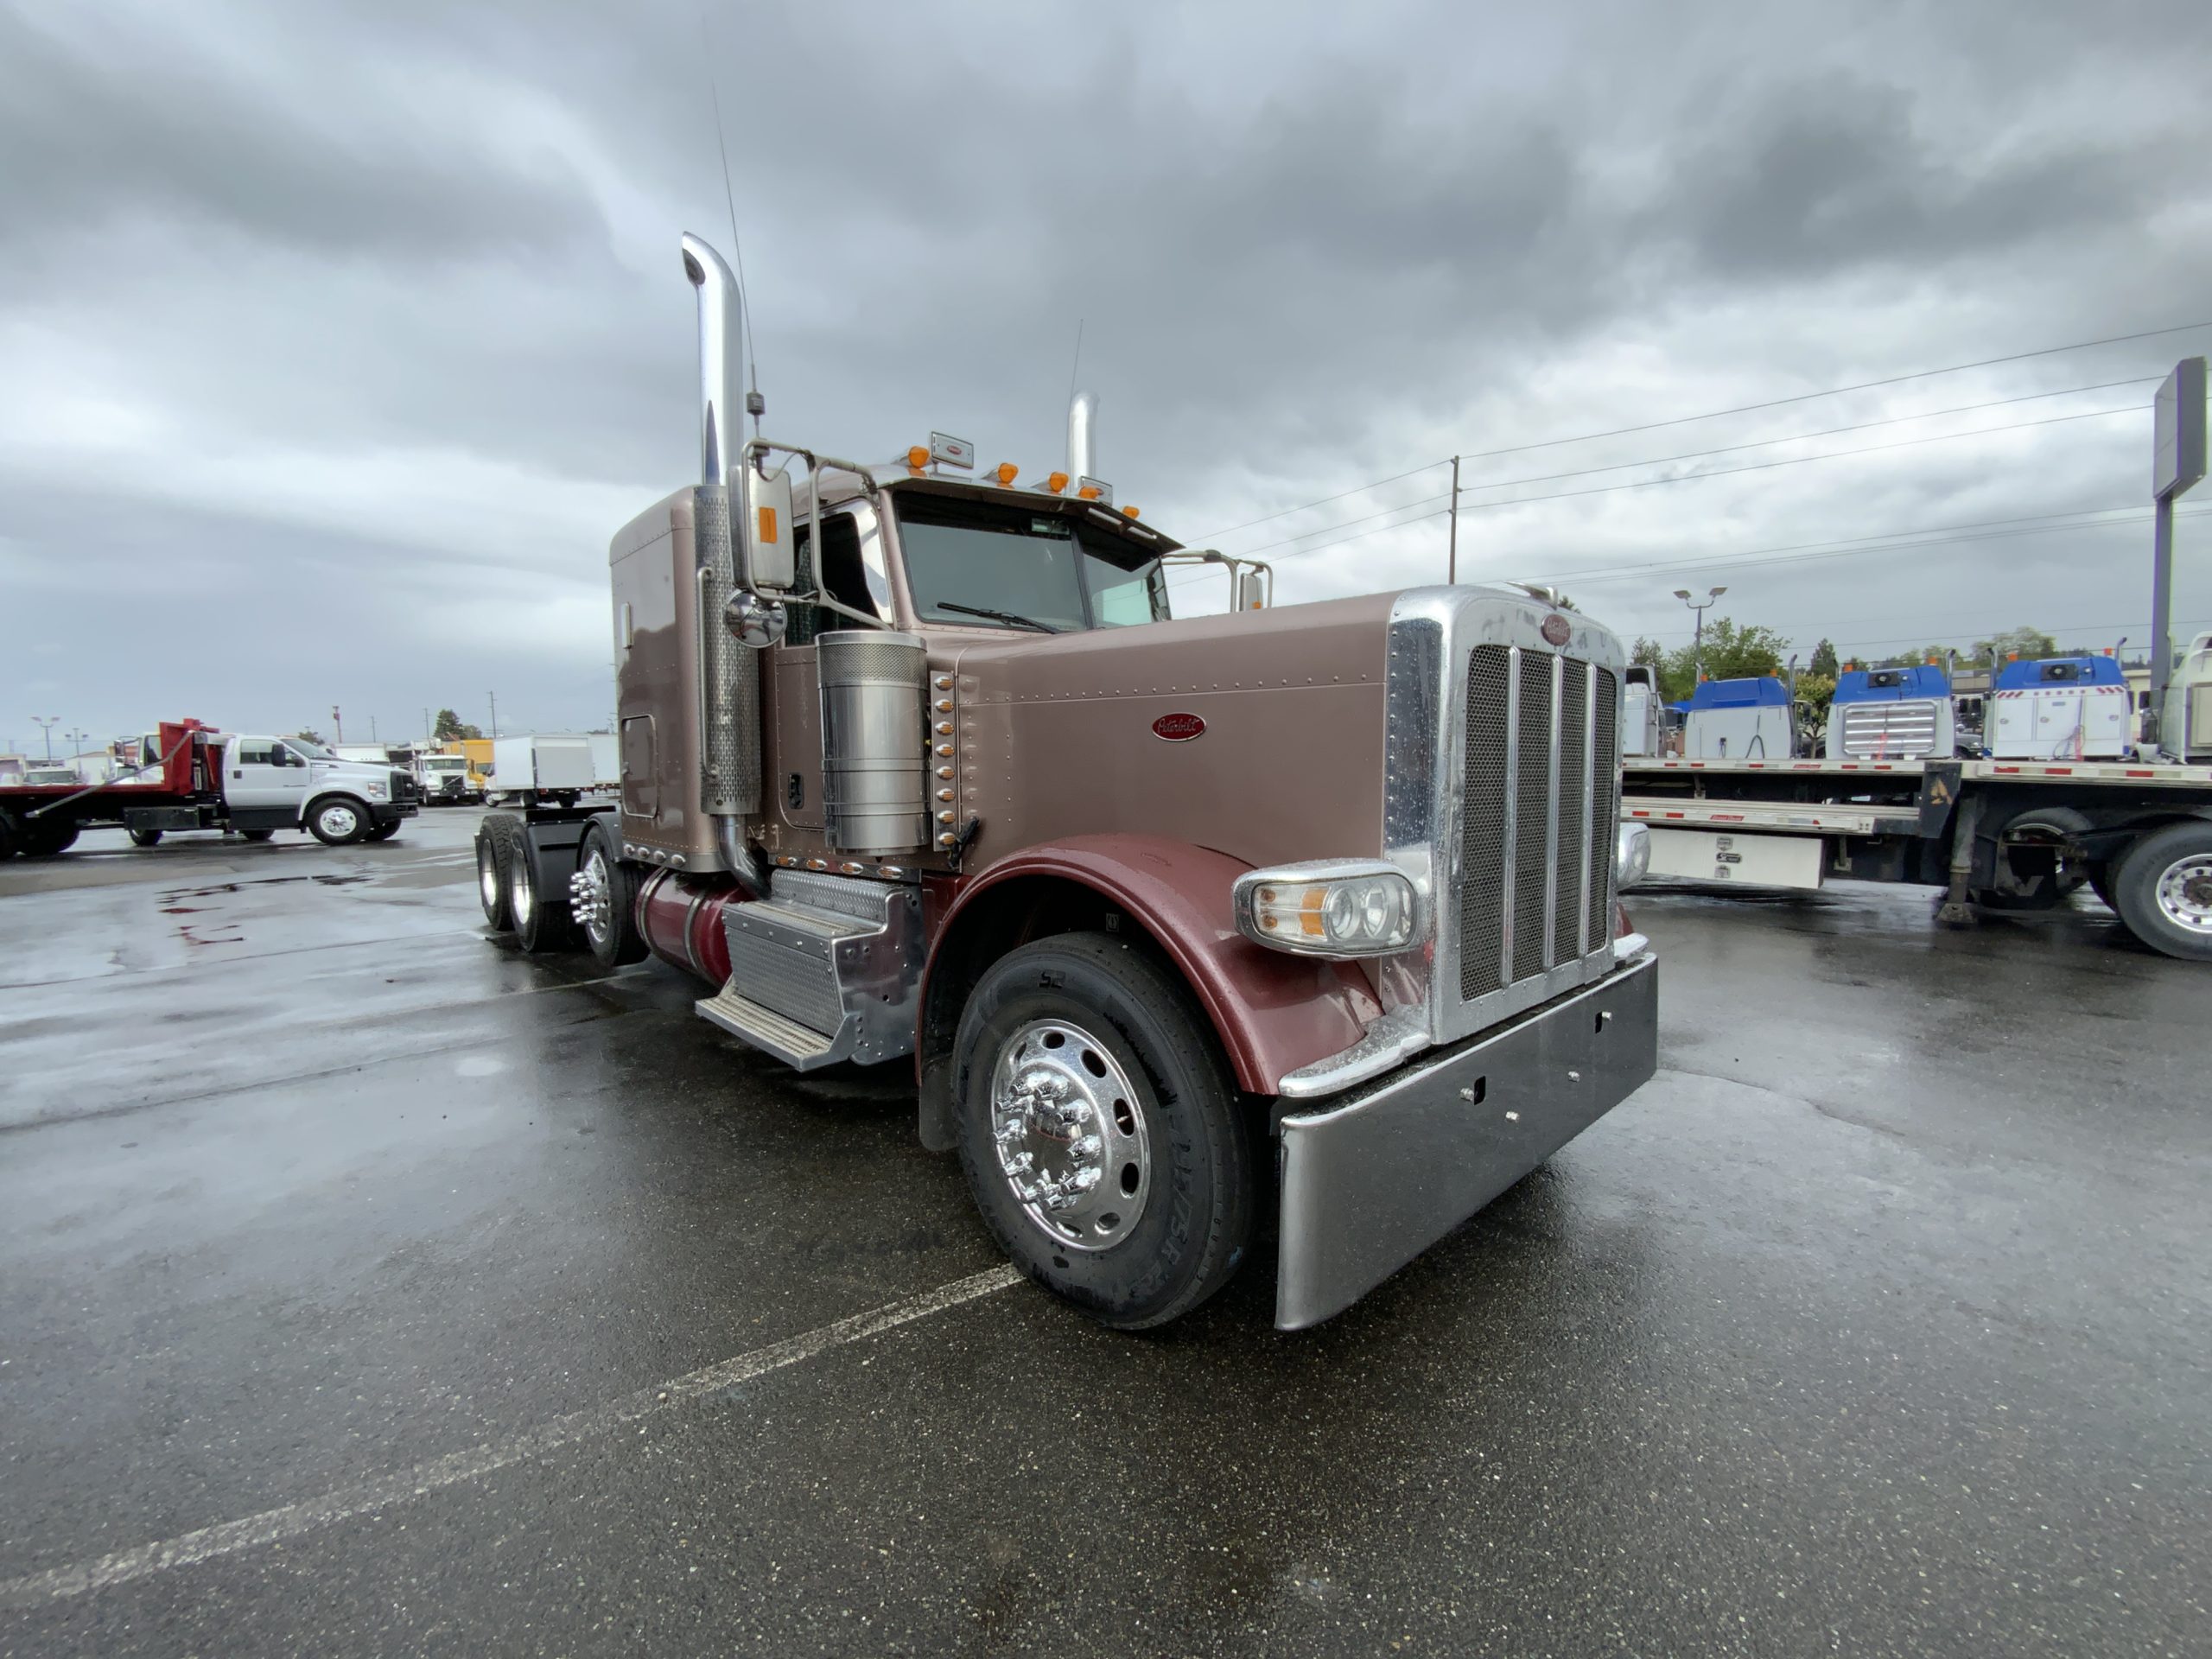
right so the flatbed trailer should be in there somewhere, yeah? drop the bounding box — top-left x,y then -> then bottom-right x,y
1622,754 -> 2212,961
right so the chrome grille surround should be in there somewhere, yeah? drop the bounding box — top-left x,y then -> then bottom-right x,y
1382,588 -> 1627,1048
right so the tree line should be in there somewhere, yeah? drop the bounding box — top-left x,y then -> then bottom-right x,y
1629,622 -> 2094,714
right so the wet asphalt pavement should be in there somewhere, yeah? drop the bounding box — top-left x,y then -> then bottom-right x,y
2,811 -> 2206,1656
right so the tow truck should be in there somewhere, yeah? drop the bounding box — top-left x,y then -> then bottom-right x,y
474,233 -> 1661,1331
0,721 -> 420,856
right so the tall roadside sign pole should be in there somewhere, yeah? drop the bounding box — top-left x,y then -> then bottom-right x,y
2151,357 -> 2207,746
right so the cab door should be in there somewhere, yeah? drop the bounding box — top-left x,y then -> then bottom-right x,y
225,738 -> 309,823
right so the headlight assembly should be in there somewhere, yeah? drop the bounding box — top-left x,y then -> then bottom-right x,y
1232,861 -> 1421,958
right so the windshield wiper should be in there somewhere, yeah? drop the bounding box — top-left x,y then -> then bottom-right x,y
936,601 -> 1061,633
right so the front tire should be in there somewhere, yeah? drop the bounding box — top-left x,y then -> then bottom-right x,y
365,821 -> 401,842
307,797 -> 369,846
2110,822 -> 2212,963
129,826 -> 163,849
239,829 -> 276,842
572,823 -> 646,968
952,931 -> 1253,1330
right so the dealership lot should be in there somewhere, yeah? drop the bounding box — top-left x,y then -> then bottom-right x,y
2,811 -> 2205,1656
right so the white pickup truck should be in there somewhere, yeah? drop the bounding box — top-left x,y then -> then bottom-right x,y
112,733 -> 421,848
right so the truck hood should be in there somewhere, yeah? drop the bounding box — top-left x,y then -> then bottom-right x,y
936,591 -> 1398,877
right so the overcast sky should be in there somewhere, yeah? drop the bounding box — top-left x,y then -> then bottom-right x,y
4,0 -> 2210,750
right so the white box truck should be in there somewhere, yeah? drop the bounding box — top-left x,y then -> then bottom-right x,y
488,734 -> 595,807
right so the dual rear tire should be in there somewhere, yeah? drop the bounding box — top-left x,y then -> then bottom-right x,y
2107,821 -> 2212,963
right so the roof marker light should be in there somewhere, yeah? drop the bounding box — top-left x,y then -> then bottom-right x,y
906,445 -> 930,473
1045,471 -> 1069,494
1121,505 -> 1140,518
994,462 -> 1019,486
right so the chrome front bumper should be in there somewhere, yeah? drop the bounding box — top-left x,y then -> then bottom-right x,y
1273,950 -> 1658,1330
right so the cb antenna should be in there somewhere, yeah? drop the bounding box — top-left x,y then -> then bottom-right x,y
702,11 -> 762,435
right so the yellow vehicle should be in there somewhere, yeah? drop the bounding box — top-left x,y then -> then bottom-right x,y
443,739 -> 494,801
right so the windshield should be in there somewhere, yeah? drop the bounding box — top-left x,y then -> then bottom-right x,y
423,757 -> 466,772
288,739 -> 336,760
896,493 -> 1166,632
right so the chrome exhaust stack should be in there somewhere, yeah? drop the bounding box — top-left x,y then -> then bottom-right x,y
1067,390 -> 1096,493
681,233 -> 763,828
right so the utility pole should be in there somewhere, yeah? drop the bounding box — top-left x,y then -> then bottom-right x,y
1674,587 -> 1726,681
2150,358 -> 2206,745
488,692 -> 499,739
1446,455 -> 1461,583
65,728 -> 88,757
32,715 -> 57,762
370,715 -> 378,743
331,705 -> 344,744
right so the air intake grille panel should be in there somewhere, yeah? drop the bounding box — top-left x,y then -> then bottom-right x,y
1458,645 -> 1510,1000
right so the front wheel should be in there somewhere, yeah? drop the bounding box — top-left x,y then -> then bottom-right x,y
2110,822 -> 2212,963
952,931 -> 1253,1330
129,826 -> 163,849
307,797 -> 369,846
239,829 -> 276,842
365,821 -> 401,842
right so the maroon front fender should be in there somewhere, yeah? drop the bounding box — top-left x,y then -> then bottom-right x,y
925,835 -> 1381,1096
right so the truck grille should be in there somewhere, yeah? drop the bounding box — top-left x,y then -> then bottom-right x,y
1459,646 -> 1618,1002
1839,701 -> 1939,758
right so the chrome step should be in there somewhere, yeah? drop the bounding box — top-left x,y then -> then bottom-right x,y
695,982 -> 839,1069
694,870 -> 923,1070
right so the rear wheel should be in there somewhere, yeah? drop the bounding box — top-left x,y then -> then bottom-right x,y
365,821 -> 401,842
2088,859 -> 2118,912
507,834 -> 575,954
2110,822 -> 2212,963
477,825 -> 513,931
239,829 -> 276,842
129,826 -> 163,849
572,822 -> 647,968
20,817 -> 79,859
307,796 -> 369,846
952,931 -> 1253,1330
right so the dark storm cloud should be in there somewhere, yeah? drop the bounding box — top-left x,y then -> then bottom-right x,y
0,7 -> 607,266
1660,73 -> 2159,278
2,0 -> 2209,741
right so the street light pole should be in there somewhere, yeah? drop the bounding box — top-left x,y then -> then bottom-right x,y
32,715 -> 57,762
1446,454 -> 1460,583
65,728 -> 88,757
1674,586 -> 1727,681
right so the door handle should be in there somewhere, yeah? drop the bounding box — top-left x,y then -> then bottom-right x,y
232,771 -> 241,779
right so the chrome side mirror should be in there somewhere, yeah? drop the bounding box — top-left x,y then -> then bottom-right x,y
724,589 -> 788,650
1616,821 -> 1650,889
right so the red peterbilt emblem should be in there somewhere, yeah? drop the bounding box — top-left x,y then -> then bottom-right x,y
1541,613 -> 1572,646
1152,712 -> 1206,741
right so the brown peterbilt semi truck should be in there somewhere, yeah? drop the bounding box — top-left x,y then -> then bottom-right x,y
477,233 -> 1659,1331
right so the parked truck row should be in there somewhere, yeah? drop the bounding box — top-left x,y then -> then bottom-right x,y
474,232 -> 1662,1332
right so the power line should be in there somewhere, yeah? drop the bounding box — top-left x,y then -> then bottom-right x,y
1450,404 -> 2143,524
1458,378 -> 2157,496
1185,323 -> 2206,556
1188,461 -> 1449,543
1452,320 -> 2211,464
1200,399 -> 2146,575
1516,504 -> 2212,590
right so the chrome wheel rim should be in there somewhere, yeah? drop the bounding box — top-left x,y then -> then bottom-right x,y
569,849 -> 613,946
2154,854 -> 2212,935
510,856 -> 534,926
319,804 -> 358,839
988,1019 -> 1150,1252
478,842 -> 500,912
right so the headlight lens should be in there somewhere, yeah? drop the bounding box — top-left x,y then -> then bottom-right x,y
1617,822 -> 1650,887
1235,861 -> 1420,957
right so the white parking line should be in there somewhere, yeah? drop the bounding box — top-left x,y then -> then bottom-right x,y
0,1265 -> 1023,1611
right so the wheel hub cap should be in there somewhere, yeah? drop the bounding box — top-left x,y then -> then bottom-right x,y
323,806 -> 356,836
569,851 -> 612,944
479,846 -> 499,909
2155,855 -> 2212,935
989,1020 -> 1149,1251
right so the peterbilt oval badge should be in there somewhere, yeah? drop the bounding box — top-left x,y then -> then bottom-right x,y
1541,613 -> 1572,646
1152,712 -> 1206,741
